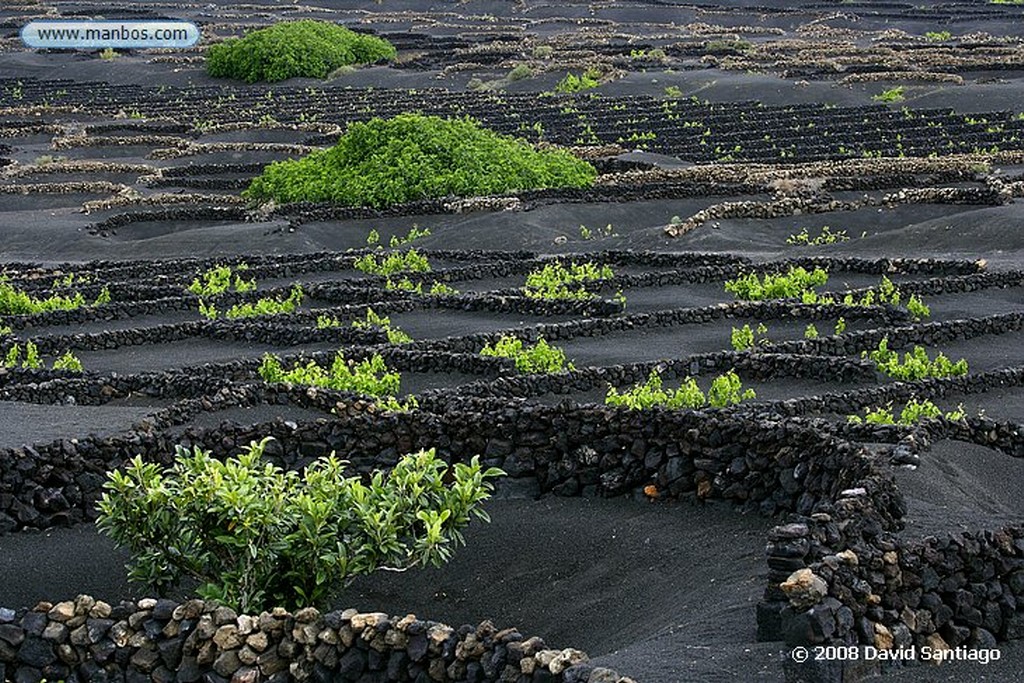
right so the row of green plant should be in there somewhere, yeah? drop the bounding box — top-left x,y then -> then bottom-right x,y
848,398 -> 965,425
3,342 -> 82,372
317,307 -> 412,344
480,335 -> 574,373
725,266 -> 829,301
188,263 -> 255,296
724,269 -> 930,320
385,277 -> 458,296
730,320 -> 847,350
354,248 -> 431,276
244,114 -> 597,207
1,279 -> 110,315
864,336 -> 968,380
523,261 -> 616,301
98,438 -> 503,612
786,226 -> 850,246
366,226 -> 431,248
605,368 -> 756,410
199,285 -> 303,320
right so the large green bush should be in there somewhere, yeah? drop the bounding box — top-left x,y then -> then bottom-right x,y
206,20 -> 396,83
244,114 -> 597,206
97,438 -> 504,612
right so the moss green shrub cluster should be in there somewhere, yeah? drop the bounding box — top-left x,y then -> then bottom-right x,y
480,335 -> 573,373
244,114 -> 597,207
97,438 -> 503,611
206,20 -> 396,83
605,368 -> 755,410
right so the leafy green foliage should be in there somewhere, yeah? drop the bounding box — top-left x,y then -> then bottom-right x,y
0,278 -> 108,314
350,308 -> 412,344
924,31 -> 952,41
906,294 -> 930,321
864,336 -> 968,380
480,336 -> 574,373
708,370 -> 757,408
97,438 -> 504,611
804,323 -> 819,339
554,68 -> 602,93
206,20 -> 396,83
786,226 -> 849,246
578,223 -> 617,240
523,261 -> 614,300
259,350 -> 401,396
873,86 -> 906,103
3,342 -> 81,372
731,323 -> 769,351
188,263 -> 255,296
385,278 -> 458,296
835,317 -> 847,335
605,368 -> 755,410
245,114 -> 596,207
848,399 -> 965,425
724,267 -> 829,301
201,285 -> 303,320
52,351 -> 84,372
354,248 -> 431,276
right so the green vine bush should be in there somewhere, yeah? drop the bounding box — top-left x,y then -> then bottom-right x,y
554,68 -> 602,94
3,342 -> 83,372
786,226 -> 850,246
848,399 -> 965,425
1,278 -> 109,314
354,248 -> 431,276
864,336 -> 968,380
200,285 -> 303,320
606,368 -> 755,410
244,114 -> 596,206
724,267 -> 828,301
188,263 -> 255,296
480,336 -> 574,373
259,351 -> 400,396
730,323 -> 769,351
349,308 -> 412,344
523,261 -> 615,300
97,438 -> 504,612
385,278 -> 458,296
206,20 -> 397,83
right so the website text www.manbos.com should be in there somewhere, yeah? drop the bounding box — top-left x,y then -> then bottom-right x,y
21,20 -> 200,49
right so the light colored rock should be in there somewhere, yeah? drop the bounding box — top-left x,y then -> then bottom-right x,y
780,568 -> 828,609
49,601 -> 75,622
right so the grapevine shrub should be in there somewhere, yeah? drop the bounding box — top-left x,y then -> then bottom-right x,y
724,267 -> 828,301
97,438 -> 504,612
523,261 -> 614,300
480,336 -> 573,373
245,114 -> 597,206
864,336 -> 968,380
206,20 -> 396,83
606,369 -> 755,410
